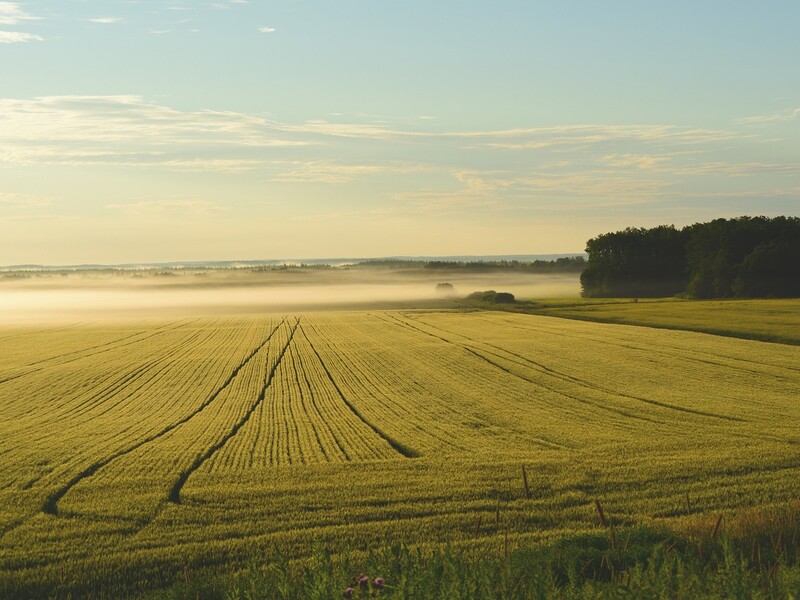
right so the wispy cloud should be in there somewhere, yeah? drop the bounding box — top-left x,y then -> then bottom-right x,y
736,108 -> 800,124
0,95 -> 308,169
0,2 -> 40,42
278,120 -> 408,139
0,94 -> 796,220
0,2 -> 38,25
670,161 -> 800,177
89,17 -> 122,24
266,161 -> 431,184
391,171 -> 504,215
471,125 -> 738,151
258,26 -> 275,33
603,154 -> 671,170
275,121 -> 739,153
0,30 -> 41,43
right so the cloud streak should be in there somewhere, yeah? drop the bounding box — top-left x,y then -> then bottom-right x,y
737,108 -> 800,124
88,17 -> 122,24
0,2 -> 40,43
0,2 -> 38,25
0,30 -> 40,42
0,94 -> 797,224
0,96 -> 308,169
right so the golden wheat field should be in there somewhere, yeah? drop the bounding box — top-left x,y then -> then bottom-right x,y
1,309 -> 800,594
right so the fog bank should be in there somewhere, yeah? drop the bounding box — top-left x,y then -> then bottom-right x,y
0,271 -> 580,323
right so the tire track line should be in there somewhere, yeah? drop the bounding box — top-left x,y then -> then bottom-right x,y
286,345 -> 334,463
46,327 -> 208,424
294,330 -> 379,460
483,313 -> 800,377
24,320 -> 191,368
408,314 -> 744,423
297,323 -> 419,459
307,317 -> 476,453
0,320 -> 195,386
381,313 -> 665,427
0,326 -> 209,453
40,319 -> 286,516
167,318 -> 300,503
3,324 -> 209,435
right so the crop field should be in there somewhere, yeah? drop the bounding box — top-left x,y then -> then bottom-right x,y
1,310 -> 800,597
532,298 -> 800,345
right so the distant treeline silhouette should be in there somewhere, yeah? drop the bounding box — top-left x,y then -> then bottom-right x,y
353,257 -> 585,273
581,216 -> 800,298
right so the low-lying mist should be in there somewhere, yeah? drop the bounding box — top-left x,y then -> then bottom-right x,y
0,268 -> 580,323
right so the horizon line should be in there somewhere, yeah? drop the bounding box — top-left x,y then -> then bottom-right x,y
0,252 -> 586,271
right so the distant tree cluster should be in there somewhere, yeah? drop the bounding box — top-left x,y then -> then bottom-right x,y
581,216 -> 800,298
466,290 -> 516,303
424,257 -> 585,273
250,263 -> 333,272
435,282 -> 457,297
350,257 -> 585,272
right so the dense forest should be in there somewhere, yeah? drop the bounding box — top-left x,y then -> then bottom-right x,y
581,216 -> 800,298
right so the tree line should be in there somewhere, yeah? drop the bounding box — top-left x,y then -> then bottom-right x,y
580,216 -> 800,298
352,257 -> 585,273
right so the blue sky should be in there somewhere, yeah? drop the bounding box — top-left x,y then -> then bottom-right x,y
1,1 -> 799,264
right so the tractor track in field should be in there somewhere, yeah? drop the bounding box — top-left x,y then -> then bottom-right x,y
0,517 -> 26,539
0,320 -> 195,387
285,345 -> 335,463
24,320 -> 194,368
483,313 -> 800,378
0,325 -> 209,442
401,314 -> 744,424
39,319 -> 287,516
298,323 -> 419,459
307,318 -> 468,454
380,313 -> 668,427
11,329 -> 213,485
167,318 -> 300,503
46,326 -> 209,424
0,325 -> 208,461
0,321 -> 89,346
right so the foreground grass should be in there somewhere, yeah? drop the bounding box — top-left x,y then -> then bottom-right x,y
145,502 -> 800,599
513,298 -> 800,345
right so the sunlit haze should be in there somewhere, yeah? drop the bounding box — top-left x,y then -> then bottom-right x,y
0,269 -> 580,321
1,1 -> 799,265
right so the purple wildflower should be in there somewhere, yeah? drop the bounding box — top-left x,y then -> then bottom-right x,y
373,577 -> 384,589
343,587 -> 354,599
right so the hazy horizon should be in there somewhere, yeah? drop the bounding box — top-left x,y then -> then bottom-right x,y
1,2 -> 798,264
0,252 -> 585,270
0,267 -> 581,322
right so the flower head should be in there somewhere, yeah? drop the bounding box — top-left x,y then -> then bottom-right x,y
373,577 -> 384,589
343,587 -> 354,599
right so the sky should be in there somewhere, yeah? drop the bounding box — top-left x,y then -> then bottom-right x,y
1,1 -> 799,265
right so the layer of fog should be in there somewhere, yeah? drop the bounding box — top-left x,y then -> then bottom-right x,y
0,270 -> 580,323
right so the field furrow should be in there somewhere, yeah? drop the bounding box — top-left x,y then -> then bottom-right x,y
39,318 -> 287,516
